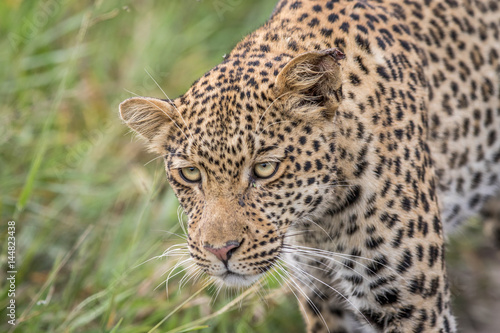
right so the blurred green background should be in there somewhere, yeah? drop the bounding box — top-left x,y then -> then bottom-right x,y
1,0 -> 499,332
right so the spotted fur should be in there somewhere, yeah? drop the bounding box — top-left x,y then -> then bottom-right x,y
119,0 -> 500,332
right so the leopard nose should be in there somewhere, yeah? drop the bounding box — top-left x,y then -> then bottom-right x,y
204,240 -> 241,262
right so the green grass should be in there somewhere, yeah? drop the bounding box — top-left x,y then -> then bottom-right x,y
0,1 -> 305,332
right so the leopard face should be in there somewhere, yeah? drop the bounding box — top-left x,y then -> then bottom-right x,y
120,49 -> 345,286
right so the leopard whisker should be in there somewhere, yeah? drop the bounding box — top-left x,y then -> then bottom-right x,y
179,264 -> 203,289
177,205 -> 188,236
160,243 -> 189,257
282,247 -> 385,284
273,263 -> 313,328
133,243 -> 188,270
282,259 -> 374,330
161,257 -> 193,285
156,260 -> 196,294
211,279 -> 225,305
303,217 -> 333,241
144,68 -> 196,147
282,230 -> 316,238
281,252 -> 335,275
288,244 -> 409,284
258,120 -> 294,135
256,91 -> 293,131
191,268 -> 206,286
277,260 -> 328,302
274,260 -> 331,332
155,229 -> 188,241
144,154 -> 165,166
262,262 -> 286,290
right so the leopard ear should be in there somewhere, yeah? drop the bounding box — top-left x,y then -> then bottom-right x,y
275,48 -> 345,119
119,97 -> 176,154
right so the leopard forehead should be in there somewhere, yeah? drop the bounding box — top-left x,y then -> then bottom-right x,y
170,61 -> 280,158
164,58 -> 337,181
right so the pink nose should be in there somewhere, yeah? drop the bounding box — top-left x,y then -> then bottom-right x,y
204,241 -> 240,262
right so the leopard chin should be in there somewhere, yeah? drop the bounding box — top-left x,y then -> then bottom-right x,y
214,271 -> 263,288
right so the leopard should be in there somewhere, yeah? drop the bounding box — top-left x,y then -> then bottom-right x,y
118,0 -> 500,332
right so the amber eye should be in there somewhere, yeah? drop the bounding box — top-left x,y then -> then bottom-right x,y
179,167 -> 201,183
253,162 -> 279,179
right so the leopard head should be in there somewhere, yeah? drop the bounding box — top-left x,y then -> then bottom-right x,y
120,49 -> 344,287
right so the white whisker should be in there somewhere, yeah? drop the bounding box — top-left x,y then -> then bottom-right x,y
288,244 -> 408,284
274,261 -> 330,332
283,259 -> 373,330
303,217 -> 333,241
154,229 -> 188,241
258,120 -> 294,135
144,68 -> 196,146
256,91 -> 293,131
177,206 -> 188,236
144,154 -> 165,166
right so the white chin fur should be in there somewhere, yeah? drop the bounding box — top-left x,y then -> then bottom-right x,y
217,272 -> 262,287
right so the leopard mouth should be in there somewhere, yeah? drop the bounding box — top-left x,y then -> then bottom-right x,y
216,271 -> 262,287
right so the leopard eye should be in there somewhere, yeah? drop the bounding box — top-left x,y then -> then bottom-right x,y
253,162 -> 279,179
179,166 -> 201,183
